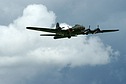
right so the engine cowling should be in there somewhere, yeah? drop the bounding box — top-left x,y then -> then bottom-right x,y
93,28 -> 100,34
84,28 -> 92,35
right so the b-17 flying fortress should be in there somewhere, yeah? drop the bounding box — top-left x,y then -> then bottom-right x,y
26,23 -> 119,39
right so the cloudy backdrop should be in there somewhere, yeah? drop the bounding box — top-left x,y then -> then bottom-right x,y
0,0 -> 126,84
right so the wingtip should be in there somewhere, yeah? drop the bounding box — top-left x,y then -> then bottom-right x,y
26,27 -> 31,29
116,29 -> 119,31
114,29 -> 119,31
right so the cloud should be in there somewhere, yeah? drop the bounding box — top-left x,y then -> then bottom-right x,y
0,4 -> 119,84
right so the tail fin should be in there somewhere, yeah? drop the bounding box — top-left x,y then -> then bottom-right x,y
56,22 -> 61,30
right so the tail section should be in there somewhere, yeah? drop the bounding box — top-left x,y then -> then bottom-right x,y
56,22 -> 61,30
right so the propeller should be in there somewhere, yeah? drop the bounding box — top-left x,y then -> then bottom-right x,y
97,25 -> 99,28
83,25 -> 91,35
92,25 -> 100,34
89,25 -> 91,29
95,25 -> 100,31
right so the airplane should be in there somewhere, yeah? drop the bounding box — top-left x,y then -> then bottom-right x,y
26,23 -> 119,39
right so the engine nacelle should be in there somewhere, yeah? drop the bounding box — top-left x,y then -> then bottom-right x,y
93,28 -> 100,34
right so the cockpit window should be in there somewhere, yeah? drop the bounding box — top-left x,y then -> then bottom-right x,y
75,24 -> 80,27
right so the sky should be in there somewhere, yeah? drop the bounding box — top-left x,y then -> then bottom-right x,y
0,0 -> 126,84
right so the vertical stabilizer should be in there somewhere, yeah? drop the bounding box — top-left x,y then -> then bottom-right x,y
56,22 -> 61,30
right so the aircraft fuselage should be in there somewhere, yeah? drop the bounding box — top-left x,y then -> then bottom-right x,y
54,24 -> 85,39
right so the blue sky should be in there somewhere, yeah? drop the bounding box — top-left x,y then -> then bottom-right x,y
0,0 -> 126,84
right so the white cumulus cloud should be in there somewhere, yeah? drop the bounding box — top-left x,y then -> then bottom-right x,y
0,4 -> 119,84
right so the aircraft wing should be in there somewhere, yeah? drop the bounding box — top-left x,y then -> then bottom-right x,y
88,29 -> 119,34
26,27 -> 58,33
83,29 -> 119,35
100,29 -> 119,33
